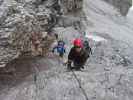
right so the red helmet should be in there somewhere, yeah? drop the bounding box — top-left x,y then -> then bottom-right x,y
73,38 -> 82,47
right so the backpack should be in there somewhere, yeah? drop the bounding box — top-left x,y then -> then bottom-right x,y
57,40 -> 65,54
83,40 -> 92,58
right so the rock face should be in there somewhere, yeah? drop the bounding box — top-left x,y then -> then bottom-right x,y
1,0 -> 133,100
59,0 -> 83,14
0,0 -> 84,68
103,0 -> 132,15
0,0 -> 55,68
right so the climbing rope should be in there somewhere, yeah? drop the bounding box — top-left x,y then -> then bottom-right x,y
71,70 -> 89,100
33,60 -> 40,100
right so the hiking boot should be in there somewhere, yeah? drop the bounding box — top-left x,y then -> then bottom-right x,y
81,66 -> 84,69
75,68 -> 81,71
74,66 -> 82,71
67,67 -> 73,71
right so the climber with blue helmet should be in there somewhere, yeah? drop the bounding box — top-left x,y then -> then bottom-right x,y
52,37 -> 66,58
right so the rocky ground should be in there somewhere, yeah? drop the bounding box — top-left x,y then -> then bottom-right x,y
0,0 -> 133,100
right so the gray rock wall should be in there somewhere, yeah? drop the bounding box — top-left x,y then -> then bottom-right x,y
59,0 -> 83,14
0,0 -> 57,68
103,0 -> 132,15
0,0 -> 84,68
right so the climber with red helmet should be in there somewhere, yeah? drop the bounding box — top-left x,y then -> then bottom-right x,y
67,38 -> 89,71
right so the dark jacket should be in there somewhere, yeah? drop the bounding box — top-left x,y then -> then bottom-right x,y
68,47 -> 88,66
83,40 -> 92,57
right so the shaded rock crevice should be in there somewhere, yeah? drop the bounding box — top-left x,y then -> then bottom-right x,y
103,0 -> 132,15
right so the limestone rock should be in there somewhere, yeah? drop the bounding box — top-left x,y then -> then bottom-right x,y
0,0 -> 58,68
59,0 -> 83,14
0,0 -> 84,68
103,0 -> 132,15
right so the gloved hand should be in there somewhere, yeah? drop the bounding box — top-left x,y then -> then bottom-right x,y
63,60 -> 68,66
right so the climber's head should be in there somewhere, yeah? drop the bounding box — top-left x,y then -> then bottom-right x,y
73,38 -> 82,52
